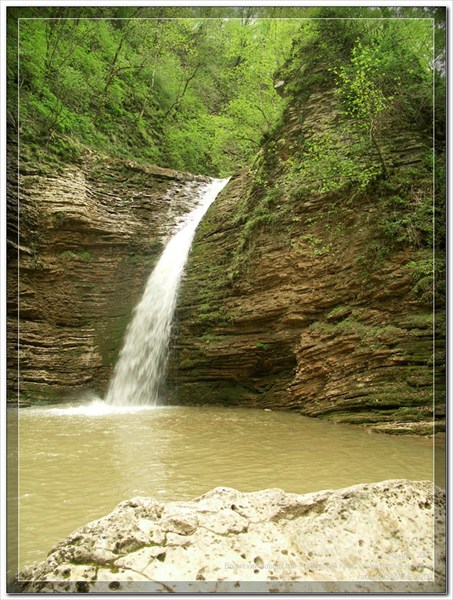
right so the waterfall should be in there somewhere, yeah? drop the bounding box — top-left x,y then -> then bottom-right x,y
105,177 -> 229,406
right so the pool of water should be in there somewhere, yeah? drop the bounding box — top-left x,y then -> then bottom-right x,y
8,403 -> 444,575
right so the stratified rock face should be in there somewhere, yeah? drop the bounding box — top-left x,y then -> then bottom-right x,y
169,59 -> 445,436
7,154 -> 207,404
13,480 -> 445,593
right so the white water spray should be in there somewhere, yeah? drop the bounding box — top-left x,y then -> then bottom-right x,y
105,178 -> 229,406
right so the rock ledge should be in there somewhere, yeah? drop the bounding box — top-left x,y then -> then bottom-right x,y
13,480 -> 445,593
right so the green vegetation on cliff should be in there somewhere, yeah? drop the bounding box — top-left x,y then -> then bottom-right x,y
235,10 -> 445,303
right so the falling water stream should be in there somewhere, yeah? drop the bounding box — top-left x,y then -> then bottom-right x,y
106,177 -> 229,406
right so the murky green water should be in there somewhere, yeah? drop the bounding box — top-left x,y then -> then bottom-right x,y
8,403 -> 444,575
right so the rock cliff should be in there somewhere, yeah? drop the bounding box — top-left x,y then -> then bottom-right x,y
169,44 -> 445,436
7,151 -> 207,404
12,480 -> 445,593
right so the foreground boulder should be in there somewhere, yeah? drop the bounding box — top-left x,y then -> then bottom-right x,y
13,480 -> 445,593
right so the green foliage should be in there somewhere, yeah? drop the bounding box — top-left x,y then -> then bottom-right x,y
375,166 -> 433,246
301,234 -> 332,257
334,39 -> 392,126
286,129 -> 382,196
276,14 -> 438,199
255,342 -> 270,349
61,250 -> 91,262
11,8 -> 299,175
405,249 -> 445,307
310,313 -> 408,351
406,256 -> 433,303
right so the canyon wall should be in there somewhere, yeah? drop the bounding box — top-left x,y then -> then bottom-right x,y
7,26 -> 444,432
169,57 -> 445,435
7,150 -> 206,404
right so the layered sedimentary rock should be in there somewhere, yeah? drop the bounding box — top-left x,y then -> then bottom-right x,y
7,153 -> 206,404
12,480 -> 445,593
169,64 -> 445,436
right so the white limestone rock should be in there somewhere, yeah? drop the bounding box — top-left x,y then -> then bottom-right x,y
13,480 -> 445,594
